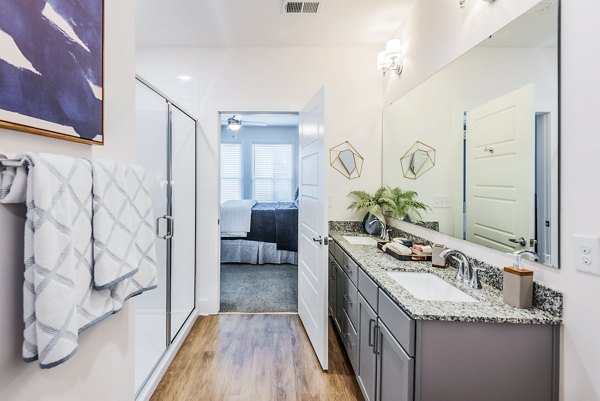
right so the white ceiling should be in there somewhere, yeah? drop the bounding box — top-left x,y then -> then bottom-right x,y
136,0 -> 418,47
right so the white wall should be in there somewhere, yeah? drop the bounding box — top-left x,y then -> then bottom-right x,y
136,46 -> 384,313
0,1 -> 137,400
384,0 -> 600,399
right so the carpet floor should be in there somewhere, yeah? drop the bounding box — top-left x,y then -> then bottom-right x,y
220,263 -> 298,313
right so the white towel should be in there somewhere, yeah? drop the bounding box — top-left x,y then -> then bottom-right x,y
94,162 -> 158,312
220,199 -> 257,237
89,159 -> 142,289
0,153 -> 158,368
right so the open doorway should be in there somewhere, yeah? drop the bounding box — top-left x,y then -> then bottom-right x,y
218,112 -> 300,313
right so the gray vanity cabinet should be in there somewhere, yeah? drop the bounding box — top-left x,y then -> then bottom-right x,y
377,319 -> 415,401
328,257 -> 337,317
328,238 -> 559,401
357,294 -> 378,401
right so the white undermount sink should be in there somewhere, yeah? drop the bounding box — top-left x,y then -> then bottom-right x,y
343,235 -> 379,246
386,272 -> 478,303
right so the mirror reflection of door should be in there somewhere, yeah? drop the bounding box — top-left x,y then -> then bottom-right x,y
465,84 -> 535,253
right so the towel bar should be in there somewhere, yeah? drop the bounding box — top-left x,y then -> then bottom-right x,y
0,155 -> 26,169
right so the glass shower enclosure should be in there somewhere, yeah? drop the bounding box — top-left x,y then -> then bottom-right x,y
134,76 -> 197,396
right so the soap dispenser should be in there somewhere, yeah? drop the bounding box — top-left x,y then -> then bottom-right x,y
503,253 -> 533,309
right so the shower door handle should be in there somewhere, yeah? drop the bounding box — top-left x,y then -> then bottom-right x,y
156,215 -> 174,240
164,215 -> 174,240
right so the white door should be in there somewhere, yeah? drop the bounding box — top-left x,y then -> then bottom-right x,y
298,87 -> 328,370
466,84 -> 535,252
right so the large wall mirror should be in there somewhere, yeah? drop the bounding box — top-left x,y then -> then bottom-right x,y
382,0 -> 560,268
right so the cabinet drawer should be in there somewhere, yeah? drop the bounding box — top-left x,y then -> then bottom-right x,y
378,289 -> 415,356
342,309 -> 358,373
358,268 -> 378,312
341,251 -> 359,286
333,242 -> 345,265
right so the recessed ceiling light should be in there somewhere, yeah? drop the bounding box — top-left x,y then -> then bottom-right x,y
177,75 -> 192,81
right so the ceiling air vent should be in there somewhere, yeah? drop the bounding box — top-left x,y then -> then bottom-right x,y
282,1 -> 320,14
302,2 -> 319,13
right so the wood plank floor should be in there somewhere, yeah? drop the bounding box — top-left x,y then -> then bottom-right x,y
150,314 -> 364,401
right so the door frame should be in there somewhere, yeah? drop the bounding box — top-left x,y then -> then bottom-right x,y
216,109 -> 303,312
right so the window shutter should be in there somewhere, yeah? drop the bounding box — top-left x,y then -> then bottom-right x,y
220,144 -> 242,202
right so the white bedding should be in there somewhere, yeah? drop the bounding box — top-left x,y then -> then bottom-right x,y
220,200 -> 257,237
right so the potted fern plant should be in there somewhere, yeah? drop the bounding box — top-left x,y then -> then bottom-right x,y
347,186 -> 394,234
347,186 -> 430,234
386,186 -> 430,222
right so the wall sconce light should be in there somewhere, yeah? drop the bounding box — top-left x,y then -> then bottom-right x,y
459,0 -> 496,8
377,39 -> 403,76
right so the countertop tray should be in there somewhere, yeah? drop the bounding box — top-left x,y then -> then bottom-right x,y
377,241 -> 432,262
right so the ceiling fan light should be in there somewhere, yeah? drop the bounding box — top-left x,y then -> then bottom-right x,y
228,121 -> 242,131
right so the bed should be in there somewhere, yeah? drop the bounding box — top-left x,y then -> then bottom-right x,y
220,201 -> 298,265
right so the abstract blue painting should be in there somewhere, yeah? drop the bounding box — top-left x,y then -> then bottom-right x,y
0,0 -> 104,144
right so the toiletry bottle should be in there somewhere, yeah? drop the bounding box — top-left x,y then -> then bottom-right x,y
432,244 -> 447,268
503,254 -> 533,308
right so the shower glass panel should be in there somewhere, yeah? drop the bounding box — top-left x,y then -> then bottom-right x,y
134,82 -> 168,392
169,105 -> 196,341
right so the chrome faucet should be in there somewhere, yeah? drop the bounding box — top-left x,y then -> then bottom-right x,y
369,219 -> 389,241
512,250 -> 540,268
439,249 -> 483,289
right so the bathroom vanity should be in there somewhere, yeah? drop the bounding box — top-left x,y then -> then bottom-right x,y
328,231 -> 561,401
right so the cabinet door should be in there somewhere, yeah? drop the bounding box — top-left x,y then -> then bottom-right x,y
378,319 -> 414,401
357,294 -> 378,401
335,264 -> 345,332
328,257 -> 337,317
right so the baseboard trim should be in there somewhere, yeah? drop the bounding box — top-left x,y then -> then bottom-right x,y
219,311 -> 299,315
135,309 -> 199,401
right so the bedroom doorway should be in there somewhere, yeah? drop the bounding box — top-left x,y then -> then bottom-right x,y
218,112 -> 300,313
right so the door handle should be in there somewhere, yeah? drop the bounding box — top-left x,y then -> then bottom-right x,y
368,319 -> 376,346
165,215 -> 174,239
509,237 -> 527,246
372,325 -> 380,355
157,215 -> 174,240
156,215 -> 170,239
312,236 -> 332,245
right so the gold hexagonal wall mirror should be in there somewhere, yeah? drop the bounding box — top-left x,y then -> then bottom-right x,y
400,141 -> 436,180
329,141 -> 364,179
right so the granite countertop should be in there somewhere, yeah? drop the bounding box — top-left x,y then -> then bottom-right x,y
329,230 -> 562,325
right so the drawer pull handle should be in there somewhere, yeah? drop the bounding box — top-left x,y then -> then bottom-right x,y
368,319 -> 376,346
373,325 -> 381,355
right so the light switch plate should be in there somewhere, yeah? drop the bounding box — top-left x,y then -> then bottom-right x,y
432,195 -> 452,209
574,234 -> 600,276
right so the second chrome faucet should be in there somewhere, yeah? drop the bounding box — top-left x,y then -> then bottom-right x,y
439,249 -> 483,289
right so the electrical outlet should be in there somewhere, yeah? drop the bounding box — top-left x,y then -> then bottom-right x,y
575,234 -> 600,276
433,195 -> 452,209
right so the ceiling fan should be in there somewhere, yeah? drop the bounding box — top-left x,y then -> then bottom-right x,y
226,114 -> 268,131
